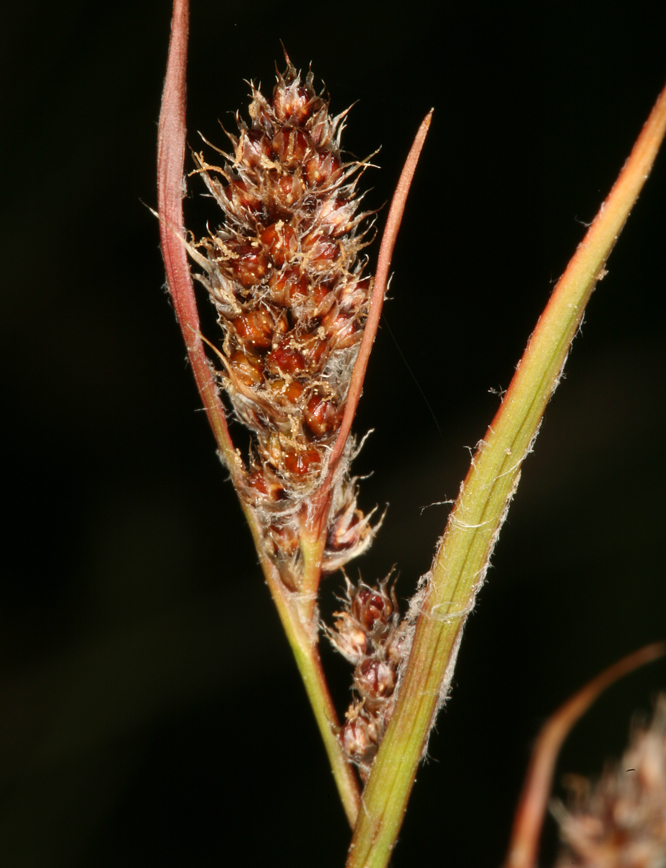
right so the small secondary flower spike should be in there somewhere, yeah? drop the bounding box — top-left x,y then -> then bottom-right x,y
504,643 -> 665,868
328,578 -> 407,779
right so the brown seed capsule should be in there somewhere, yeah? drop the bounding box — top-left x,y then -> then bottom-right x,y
260,221 -> 298,267
230,245 -> 271,288
330,611 -> 369,662
322,310 -> 359,347
327,507 -> 363,553
271,127 -> 310,168
339,275 -> 372,308
229,350 -> 263,386
314,244 -> 340,271
233,309 -> 274,351
356,658 -> 396,702
302,231 -> 339,270
287,276 -> 310,303
223,179 -> 263,214
284,448 -> 321,476
271,174 -> 304,210
247,469 -> 268,495
304,151 -> 342,187
318,197 -> 355,237
272,81 -> 313,125
266,342 -> 306,375
352,587 -> 394,635
305,284 -> 333,316
304,393 -> 339,439
246,469 -> 284,502
267,267 -> 307,306
300,334 -> 328,369
265,377 -> 305,405
311,284 -> 331,304
340,714 -> 379,768
238,129 -> 271,168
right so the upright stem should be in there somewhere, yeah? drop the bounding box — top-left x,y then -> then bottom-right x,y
323,110 -> 433,493
254,538 -> 362,826
305,111 -> 434,616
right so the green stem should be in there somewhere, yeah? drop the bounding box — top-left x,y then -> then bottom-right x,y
298,515 -> 327,620
251,527 -> 361,826
346,82 -> 666,868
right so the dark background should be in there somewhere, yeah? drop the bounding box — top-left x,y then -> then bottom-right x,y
2,1 -> 665,866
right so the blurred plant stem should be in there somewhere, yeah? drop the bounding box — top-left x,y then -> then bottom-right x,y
504,642 -> 665,868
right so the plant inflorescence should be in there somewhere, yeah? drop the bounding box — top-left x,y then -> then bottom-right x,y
184,58 -> 377,592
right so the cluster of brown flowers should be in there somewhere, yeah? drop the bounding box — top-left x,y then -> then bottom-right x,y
186,59 -> 376,589
328,579 -> 405,780
183,55 -> 411,781
554,697 -> 666,868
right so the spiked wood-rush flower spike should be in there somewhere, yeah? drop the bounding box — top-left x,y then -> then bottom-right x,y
158,0 -> 431,828
186,55 -> 380,593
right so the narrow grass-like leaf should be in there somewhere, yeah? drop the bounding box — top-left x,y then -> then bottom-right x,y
347,82 -> 666,868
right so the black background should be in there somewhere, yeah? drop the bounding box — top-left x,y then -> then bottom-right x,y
2,1 -> 666,866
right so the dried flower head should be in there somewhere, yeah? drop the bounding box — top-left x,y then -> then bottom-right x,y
554,696 -> 666,868
184,56 -> 378,587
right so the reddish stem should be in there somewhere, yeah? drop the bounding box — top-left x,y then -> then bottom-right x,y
157,0 -> 238,472
306,110 -> 433,548
301,111 -> 433,609
327,110 -> 433,484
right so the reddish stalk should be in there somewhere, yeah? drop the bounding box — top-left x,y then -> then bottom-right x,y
503,642 -> 666,868
157,0 -> 239,475
324,110 -> 433,492
302,110 -> 433,611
